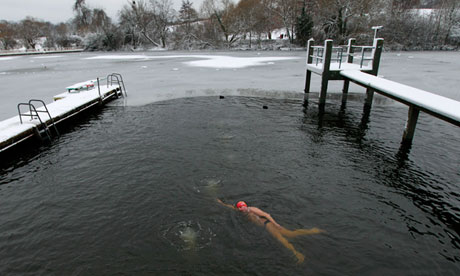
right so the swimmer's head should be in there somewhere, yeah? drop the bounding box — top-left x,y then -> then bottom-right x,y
236,201 -> 248,211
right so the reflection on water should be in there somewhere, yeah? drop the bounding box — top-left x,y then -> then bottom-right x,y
0,96 -> 459,274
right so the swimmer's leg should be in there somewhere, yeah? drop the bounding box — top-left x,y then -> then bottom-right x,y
266,224 -> 305,264
279,227 -> 324,238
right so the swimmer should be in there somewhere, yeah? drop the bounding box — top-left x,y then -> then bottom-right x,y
217,198 -> 324,264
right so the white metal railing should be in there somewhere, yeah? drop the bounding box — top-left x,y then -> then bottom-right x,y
308,42 -> 376,69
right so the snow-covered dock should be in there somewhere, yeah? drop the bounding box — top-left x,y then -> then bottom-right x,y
304,37 -> 459,144
340,70 -> 460,143
0,76 -> 125,153
341,70 -> 460,126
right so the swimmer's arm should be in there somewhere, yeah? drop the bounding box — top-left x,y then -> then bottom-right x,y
250,207 -> 282,228
216,198 -> 235,209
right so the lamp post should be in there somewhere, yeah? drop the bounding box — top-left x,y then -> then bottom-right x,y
372,26 -> 383,39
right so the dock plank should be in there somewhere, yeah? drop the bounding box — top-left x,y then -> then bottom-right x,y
340,70 -> 460,125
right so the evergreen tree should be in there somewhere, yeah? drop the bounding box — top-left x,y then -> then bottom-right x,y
295,5 -> 313,46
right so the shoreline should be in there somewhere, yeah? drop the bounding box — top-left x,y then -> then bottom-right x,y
1,46 -> 458,57
0,49 -> 84,57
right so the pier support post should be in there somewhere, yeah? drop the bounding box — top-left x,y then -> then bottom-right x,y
97,78 -> 103,105
402,105 -> 420,144
371,38 -> 384,77
362,38 -> 384,108
319,40 -> 333,105
305,71 -> 312,94
304,39 -> 314,93
342,38 -> 355,94
343,79 -> 350,94
341,92 -> 348,110
365,89 -> 374,106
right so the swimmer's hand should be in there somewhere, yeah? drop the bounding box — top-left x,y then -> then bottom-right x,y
309,227 -> 325,234
216,198 -> 233,209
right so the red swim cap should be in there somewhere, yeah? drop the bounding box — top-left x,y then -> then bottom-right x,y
236,201 -> 247,209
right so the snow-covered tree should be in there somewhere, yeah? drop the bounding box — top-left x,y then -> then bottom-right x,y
150,0 -> 176,48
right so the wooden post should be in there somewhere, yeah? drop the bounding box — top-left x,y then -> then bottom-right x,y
365,89 -> 374,106
342,79 -> 350,95
364,38 -> 384,107
97,77 -> 103,105
402,105 -> 420,144
370,38 -> 384,76
341,92 -> 348,110
346,38 -> 356,64
358,104 -> 372,140
304,38 -> 314,93
342,38 -> 355,94
319,39 -> 333,105
303,93 -> 309,111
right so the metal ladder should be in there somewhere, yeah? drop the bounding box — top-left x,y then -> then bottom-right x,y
17,99 -> 60,141
106,73 -> 127,98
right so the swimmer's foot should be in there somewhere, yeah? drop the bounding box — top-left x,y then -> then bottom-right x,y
295,227 -> 324,235
281,227 -> 325,238
294,252 -> 305,264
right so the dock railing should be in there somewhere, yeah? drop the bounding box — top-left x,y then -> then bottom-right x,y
307,38 -> 379,70
305,37 -> 384,104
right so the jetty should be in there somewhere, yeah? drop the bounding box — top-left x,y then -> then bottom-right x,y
0,73 -> 127,154
304,37 -> 460,144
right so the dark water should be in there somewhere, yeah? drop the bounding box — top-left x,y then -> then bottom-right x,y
1,96 -> 459,275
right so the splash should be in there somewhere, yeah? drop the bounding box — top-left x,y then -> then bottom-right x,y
180,226 -> 198,250
162,221 -> 215,251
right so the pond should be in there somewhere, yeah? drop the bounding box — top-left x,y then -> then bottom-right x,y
1,95 -> 459,275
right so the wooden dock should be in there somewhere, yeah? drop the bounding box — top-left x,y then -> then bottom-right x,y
304,38 -> 460,144
0,74 -> 126,154
340,70 -> 460,143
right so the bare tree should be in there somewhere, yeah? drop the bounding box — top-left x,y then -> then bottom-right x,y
262,0 -> 301,44
19,17 -> 47,49
91,8 -> 112,33
150,0 -> 176,48
179,0 -> 198,31
0,21 -> 18,50
201,0 -> 242,47
437,0 -> 460,44
235,0 -> 262,47
174,0 -> 201,49
199,0 -> 223,45
119,0 -> 161,47
73,0 -> 92,34
309,0 -> 384,43
54,23 -> 76,48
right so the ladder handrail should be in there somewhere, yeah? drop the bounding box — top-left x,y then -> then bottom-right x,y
17,103 -> 52,140
111,73 -> 127,96
106,74 -> 121,99
28,99 -> 60,137
17,103 -> 35,124
106,73 -> 127,97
